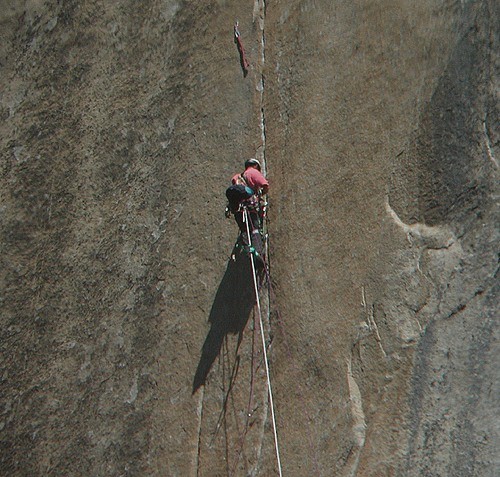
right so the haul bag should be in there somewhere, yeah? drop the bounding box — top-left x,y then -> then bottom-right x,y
226,184 -> 254,212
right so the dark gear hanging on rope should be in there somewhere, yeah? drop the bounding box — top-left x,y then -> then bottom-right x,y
234,21 -> 250,77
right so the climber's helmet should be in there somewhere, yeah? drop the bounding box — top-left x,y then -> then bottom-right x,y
245,158 -> 262,171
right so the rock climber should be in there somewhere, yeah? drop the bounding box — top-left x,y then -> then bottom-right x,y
226,158 -> 269,261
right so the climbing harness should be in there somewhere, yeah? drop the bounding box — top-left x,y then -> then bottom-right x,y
234,21 -> 250,76
243,206 -> 283,477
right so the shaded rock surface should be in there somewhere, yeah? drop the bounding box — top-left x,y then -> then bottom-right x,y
0,1 -> 497,476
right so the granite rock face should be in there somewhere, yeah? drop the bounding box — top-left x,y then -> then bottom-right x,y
1,1 -> 497,476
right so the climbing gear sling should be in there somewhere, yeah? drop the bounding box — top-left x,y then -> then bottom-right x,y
234,21 -> 250,76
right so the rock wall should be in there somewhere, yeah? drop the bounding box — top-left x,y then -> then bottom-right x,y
1,1 -> 497,476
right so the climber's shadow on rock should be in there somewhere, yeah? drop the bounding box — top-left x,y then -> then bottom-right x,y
192,245 -> 256,393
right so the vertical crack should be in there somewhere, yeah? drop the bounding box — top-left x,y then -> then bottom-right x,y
483,117 -> 498,168
254,0 -> 267,173
345,357 -> 367,477
252,4 -> 280,475
362,287 -> 387,358
194,386 -> 205,477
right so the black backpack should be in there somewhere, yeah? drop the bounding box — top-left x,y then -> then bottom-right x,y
226,182 -> 254,212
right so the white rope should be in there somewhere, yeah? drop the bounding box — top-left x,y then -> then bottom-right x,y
243,208 -> 283,477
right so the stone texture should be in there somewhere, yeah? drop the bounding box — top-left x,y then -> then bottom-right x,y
0,1 -> 498,476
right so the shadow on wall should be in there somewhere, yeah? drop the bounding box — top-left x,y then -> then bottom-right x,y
389,1 -> 494,228
192,245 -> 256,393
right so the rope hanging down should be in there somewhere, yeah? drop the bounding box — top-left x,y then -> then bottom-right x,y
234,21 -> 250,76
243,207 -> 283,477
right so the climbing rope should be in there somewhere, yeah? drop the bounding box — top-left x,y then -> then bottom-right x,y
262,263 -> 322,476
260,211 -> 322,476
243,207 -> 283,477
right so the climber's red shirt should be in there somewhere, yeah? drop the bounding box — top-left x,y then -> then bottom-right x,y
232,167 -> 269,193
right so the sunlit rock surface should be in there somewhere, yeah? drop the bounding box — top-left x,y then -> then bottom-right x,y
1,1 -> 497,476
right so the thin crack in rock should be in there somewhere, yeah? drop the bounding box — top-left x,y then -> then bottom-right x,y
483,119 -> 498,168
361,287 -> 387,357
345,357 -> 366,477
195,387 -> 205,477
